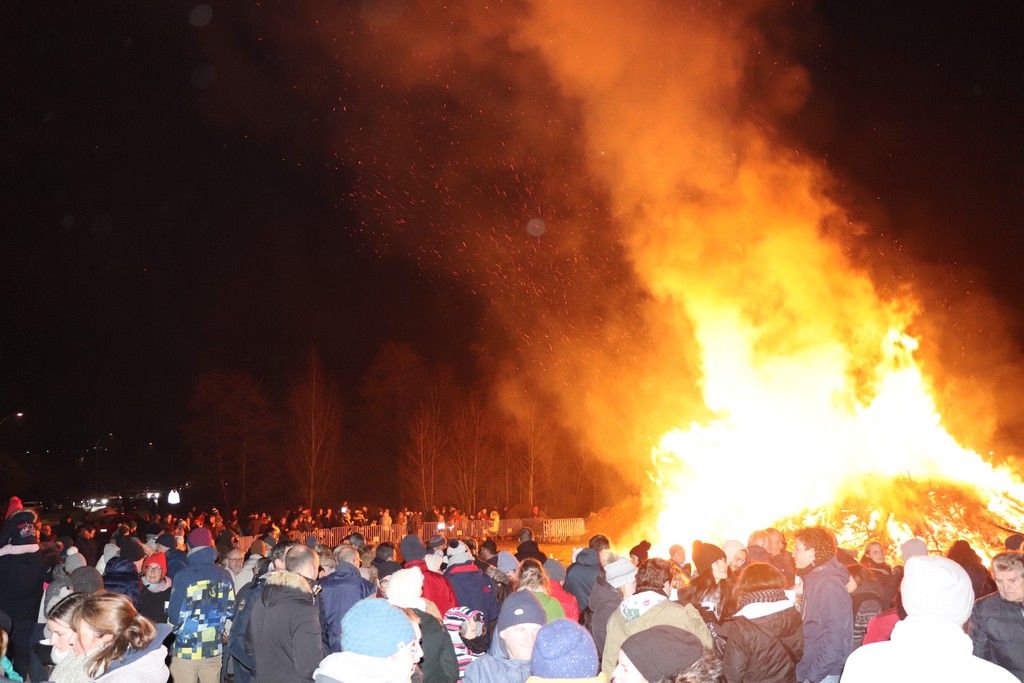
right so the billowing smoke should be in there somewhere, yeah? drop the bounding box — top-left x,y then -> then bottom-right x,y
191,0 -> 1024,506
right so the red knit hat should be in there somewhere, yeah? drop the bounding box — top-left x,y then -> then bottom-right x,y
5,496 -> 23,521
143,552 -> 167,575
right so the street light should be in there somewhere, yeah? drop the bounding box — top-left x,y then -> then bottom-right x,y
0,412 -> 24,427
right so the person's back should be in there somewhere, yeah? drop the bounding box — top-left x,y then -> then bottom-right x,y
319,547 -> 375,652
844,617 -> 1017,682
721,563 -> 802,683
564,548 -> 601,613
167,531 -> 235,683
246,547 -> 323,683
844,554 -> 1016,683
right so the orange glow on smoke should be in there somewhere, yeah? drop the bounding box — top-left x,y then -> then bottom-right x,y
517,2 -> 1024,555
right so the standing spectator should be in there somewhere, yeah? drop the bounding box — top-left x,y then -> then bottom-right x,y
245,544 -> 323,683
542,560 -> 580,623
792,527 -> 851,683
314,599 -> 421,683
527,619 -> 601,682
444,541 -> 500,633
138,552 -> 173,624
858,542 -> 892,580
612,625 -> 719,683
221,547 -> 253,593
43,592 -> 91,683
846,565 -> 883,650
969,551 -> 1024,680
721,562 -> 802,683
319,545 -> 375,653
766,528 -> 796,588
880,537 -> 927,611
517,560 -> 566,623
167,526 -> 235,683
0,508 -> 49,678
386,569 -> 459,683
602,558 -> 712,677
74,525 -> 99,569
564,535 -> 608,613
515,528 -> 548,564
844,555 -> 1016,682
444,608 -> 488,678
464,591 -> 547,683
401,535 -> 458,615
70,592 -> 173,682
746,531 -> 774,567
947,540 -> 996,600
102,536 -> 147,607
589,556 -> 635,655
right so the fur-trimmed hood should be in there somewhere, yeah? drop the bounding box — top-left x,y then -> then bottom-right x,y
264,569 -> 314,593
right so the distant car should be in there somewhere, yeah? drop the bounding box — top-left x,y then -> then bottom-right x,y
92,513 -> 137,545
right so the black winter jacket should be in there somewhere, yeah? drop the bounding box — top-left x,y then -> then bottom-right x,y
722,601 -> 803,683
246,570 -> 324,683
969,592 -> 1024,680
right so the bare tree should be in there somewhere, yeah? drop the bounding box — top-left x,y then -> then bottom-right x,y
399,364 -> 457,509
184,371 -> 278,510
518,393 -> 555,509
449,392 -> 491,513
289,349 -> 343,509
401,404 -> 448,511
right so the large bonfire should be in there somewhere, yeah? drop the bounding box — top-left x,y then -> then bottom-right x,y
325,0 -> 1024,555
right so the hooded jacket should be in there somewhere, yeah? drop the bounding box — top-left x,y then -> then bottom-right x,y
102,557 -> 143,607
602,592 -> 714,676
246,569 -> 324,683
796,557 -> 852,683
587,576 -> 621,654
969,591 -> 1024,679
564,549 -> 601,614
463,623 -> 532,683
721,599 -> 803,683
319,561 -> 375,652
845,615 -> 1017,682
405,559 -> 458,615
444,562 -> 500,628
167,545 -> 235,659
95,623 -> 173,683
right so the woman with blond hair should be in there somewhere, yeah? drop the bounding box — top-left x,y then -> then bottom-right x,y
516,559 -> 566,622
70,593 -> 171,682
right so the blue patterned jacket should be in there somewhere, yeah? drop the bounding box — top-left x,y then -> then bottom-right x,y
168,545 -> 236,659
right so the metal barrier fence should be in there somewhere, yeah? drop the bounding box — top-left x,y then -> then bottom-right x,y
235,517 -> 586,554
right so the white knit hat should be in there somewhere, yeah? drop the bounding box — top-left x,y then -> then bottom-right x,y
901,555 -> 975,626
387,568 -> 427,611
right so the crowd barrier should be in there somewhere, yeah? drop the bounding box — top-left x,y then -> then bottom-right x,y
235,516 -> 586,554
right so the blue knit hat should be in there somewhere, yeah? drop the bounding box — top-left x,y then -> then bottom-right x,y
341,599 -> 416,657
530,619 -> 598,678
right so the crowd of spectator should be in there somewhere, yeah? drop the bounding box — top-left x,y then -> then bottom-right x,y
1,493 -> 1023,683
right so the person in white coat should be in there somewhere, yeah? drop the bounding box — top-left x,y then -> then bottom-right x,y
841,555 -> 1016,683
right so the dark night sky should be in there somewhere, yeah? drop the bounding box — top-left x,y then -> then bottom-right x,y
1,1 -> 1022,491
